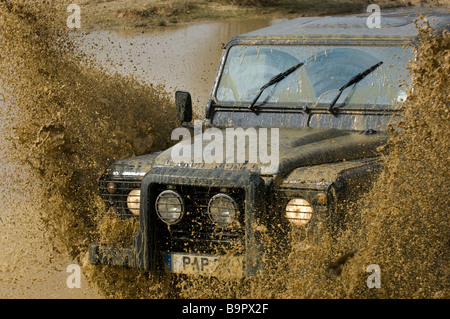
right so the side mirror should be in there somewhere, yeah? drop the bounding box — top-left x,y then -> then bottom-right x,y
175,91 -> 192,123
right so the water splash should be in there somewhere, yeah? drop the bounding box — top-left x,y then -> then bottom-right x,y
0,0 -> 177,298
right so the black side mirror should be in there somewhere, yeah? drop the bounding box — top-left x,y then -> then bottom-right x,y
175,91 -> 192,123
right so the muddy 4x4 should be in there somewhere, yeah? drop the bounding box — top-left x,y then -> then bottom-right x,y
89,11 -> 449,277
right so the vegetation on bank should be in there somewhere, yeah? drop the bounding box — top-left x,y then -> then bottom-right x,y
80,0 -> 437,32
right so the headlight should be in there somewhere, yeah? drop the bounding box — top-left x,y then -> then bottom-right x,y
208,194 -> 238,227
126,189 -> 141,215
155,190 -> 184,225
286,198 -> 313,226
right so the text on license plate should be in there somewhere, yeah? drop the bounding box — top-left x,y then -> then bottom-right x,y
164,253 -> 243,277
165,253 -> 218,275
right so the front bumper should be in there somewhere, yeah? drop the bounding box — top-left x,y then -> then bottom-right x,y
89,243 -> 137,268
89,167 -> 266,277
89,243 -> 244,278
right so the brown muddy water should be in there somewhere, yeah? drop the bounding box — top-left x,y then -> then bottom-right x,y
0,1 -> 449,300
76,18 -> 284,118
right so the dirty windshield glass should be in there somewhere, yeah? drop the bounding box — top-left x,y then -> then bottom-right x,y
215,45 -> 413,109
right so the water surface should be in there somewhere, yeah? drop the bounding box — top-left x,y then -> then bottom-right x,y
76,19 -> 284,117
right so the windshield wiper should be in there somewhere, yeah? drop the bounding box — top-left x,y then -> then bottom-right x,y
248,62 -> 304,112
328,61 -> 383,112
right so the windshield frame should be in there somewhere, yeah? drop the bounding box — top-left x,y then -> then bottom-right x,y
207,38 -> 415,119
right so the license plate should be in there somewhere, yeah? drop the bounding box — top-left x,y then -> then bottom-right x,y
164,253 -> 243,277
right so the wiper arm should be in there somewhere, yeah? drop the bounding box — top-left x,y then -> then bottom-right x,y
328,61 -> 383,112
248,62 -> 304,112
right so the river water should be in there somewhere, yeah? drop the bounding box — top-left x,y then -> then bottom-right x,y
75,19 -> 283,117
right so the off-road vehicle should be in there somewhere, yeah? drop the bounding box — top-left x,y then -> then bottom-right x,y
89,10 -> 450,277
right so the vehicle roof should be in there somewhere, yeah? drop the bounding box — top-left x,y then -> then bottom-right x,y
229,8 -> 450,46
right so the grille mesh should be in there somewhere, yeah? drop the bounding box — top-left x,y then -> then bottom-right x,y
154,184 -> 245,253
99,179 -> 141,218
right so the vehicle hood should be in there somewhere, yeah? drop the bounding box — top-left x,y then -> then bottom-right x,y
150,127 -> 388,178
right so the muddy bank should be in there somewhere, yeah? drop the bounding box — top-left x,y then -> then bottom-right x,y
81,0 -> 447,32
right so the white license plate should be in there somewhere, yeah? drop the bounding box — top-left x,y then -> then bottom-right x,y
164,253 -> 243,277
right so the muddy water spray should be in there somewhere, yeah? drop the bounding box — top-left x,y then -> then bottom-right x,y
0,0 -> 177,298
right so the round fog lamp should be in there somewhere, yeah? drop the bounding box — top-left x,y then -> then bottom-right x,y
208,194 -> 238,227
127,189 -> 141,215
155,190 -> 184,225
286,198 -> 313,226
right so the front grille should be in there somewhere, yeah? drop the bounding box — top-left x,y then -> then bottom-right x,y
99,178 -> 142,219
153,184 -> 245,254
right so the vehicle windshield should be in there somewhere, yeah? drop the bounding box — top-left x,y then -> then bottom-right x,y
215,44 -> 413,110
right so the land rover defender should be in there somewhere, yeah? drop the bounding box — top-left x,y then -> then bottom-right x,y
88,11 -> 450,277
